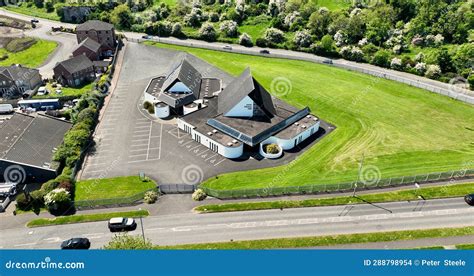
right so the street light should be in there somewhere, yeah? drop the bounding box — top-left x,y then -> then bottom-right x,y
138,208 -> 145,244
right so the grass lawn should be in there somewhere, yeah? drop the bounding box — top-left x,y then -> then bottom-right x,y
26,209 -> 149,228
313,0 -> 351,10
145,42 -> 474,191
2,5 -> 60,21
157,226 -> 474,249
456,243 -> 474,249
195,182 -> 474,213
75,176 -> 157,201
0,39 -> 57,68
33,82 -> 94,99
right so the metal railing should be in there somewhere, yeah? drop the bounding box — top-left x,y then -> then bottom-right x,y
200,169 -> 474,199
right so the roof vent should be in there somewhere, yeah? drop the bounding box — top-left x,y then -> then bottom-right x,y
232,139 -> 238,144
212,129 -> 218,133
294,122 -> 299,126
302,125 -> 306,129
227,142 -> 233,146
313,117 -> 318,121
306,115 -> 311,118
207,132 -> 213,136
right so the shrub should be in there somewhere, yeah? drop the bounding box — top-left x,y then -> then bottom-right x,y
16,193 -> 31,211
146,104 -> 154,114
264,144 -> 280,154
390,58 -> 403,70
41,179 -> 59,194
30,190 -> 45,211
371,50 -> 391,68
192,189 -> 207,201
415,62 -> 427,75
103,234 -> 154,249
293,30 -> 312,48
44,188 -> 72,215
144,190 -> 158,204
468,74 -> 474,90
219,20 -> 238,38
171,22 -> 184,37
256,37 -> 268,47
264,28 -> 285,44
199,23 -> 217,42
425,64 -> 442,79
143,101 -> 152,110
239,33 -> 253,47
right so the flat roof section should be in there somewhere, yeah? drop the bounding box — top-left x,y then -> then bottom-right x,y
275,114 -> 319,140
145,76 -> 166,98
0,113 -> 34,158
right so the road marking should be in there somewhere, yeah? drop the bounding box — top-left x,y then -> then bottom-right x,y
205,154 -> 217,161
129,154 -> 147,158
14,242 -> 37,247
158,123 -> 163,159
214,159 -> 226,167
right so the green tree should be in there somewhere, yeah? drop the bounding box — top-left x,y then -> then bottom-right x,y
104,234 -> 154,249
365,5 -> 396,45
111,4 -> 133,30
307,10 -> 331,39
371,49 -> 391,68
452,43 -> 474,74
436,48 -> 455,73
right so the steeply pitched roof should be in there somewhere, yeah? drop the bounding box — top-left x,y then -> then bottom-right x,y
161,55 -> 202,98
0,113 -> 72,168
217,68 -> 276,117
0,65 -> 39,82
76,20 -> 114,31
74,37 -> 101,53
55,55 -> 93,74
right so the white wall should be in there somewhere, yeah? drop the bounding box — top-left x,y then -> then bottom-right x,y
154,104 -> 170,118
224,96 -> 254,117
144,92 -> 156,103
262,121 -> 320,150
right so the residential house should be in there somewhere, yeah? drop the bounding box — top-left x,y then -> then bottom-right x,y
53,55 -> 95,87
76,20 -> 116,56
72,37 -> 102,61
0,65 -> 42,99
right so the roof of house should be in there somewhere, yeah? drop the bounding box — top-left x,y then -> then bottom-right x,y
217,68 -> 276,118
0,113 -> 72,168
161,56 -> 202,98
74,37 -> 101,53
0,65 -> 39,81
76,20 -> 114,31
55,55 -> 93,75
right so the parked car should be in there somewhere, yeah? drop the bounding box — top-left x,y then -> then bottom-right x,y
108,217 -> 137,232
259,49 -> 270,54
31,19 -> 39,23
37,86 -> 49,96
60,238 -> 90,249
223,45 -> 232,50
323,59 -> 333,64
142,35 -> 150,39
464,194 -> 474,206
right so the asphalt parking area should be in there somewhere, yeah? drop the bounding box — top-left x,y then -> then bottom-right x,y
79,43 -> 333,185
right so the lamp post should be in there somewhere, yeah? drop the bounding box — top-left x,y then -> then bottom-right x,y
139,208 -> 145,244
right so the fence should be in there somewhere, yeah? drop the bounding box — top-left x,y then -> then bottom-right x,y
74,187 -> 157,209
200,169 -> 474,199
159,184 -> 197,194
127,36 -> 474,105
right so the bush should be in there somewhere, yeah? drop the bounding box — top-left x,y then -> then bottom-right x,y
264,27 -> 285,44
219,20 -> 238,38
44,188 -> 72,215
143,101 -> 152,110
371,50 -> 391,68
192,189 -> 207,201
256,37 -> 268,47
41,179 -> 59,194
425,64 -> 442,79
264,144 -> 280,154
16,193 -> 31,211
293,30 -> 312,48
103,234 -> 154,249
199,23 -> 217,42
239,33 -> 253,47
144,190 -> 158,204
171,22 -> 184,37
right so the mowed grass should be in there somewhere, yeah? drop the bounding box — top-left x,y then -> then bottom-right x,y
0,39 -> 57,68
195,182 -> 474,213
313,0 -> 351,10
33,82 -> 94,99
2,5 -> 60,21
146,42 -> 474,191
75,176 -> 157,201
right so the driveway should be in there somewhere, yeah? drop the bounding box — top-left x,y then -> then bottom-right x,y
78,42 -> 332,185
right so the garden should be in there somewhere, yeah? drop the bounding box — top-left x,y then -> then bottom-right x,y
4,0 -> 472,88
0,37 -> 57,68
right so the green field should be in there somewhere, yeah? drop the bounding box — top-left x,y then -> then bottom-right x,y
75,176 -> 157,201
0,39 -> 57,68
3,5 -> 60,21
33,83 -> 94,99
146,42 -> 474,191
195,182 -> 474,213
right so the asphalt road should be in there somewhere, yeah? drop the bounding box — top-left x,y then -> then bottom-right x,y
0,9 -> 77,78
0,197 -> 472,249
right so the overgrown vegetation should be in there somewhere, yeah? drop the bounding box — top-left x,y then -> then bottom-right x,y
104,233 -> 154,249
0,38 -> 57,67
5,0 -> 472,88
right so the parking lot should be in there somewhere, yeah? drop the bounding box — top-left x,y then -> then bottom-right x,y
79,43 -> 332,185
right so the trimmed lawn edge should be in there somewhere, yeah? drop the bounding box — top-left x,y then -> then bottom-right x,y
26,209 -> 149,228
156,226 -> 474,249
195,182 -> 474,213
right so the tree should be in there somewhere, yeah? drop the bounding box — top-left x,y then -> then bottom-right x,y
319,34 -> 336,55
452,43 -> 474,75
436,48 -> 455,73
371,49 -> 391,68
264,27 -> 285,44
171,22 -> 184,37
44,188 -> 72,215
219,20 -> 238,38
239,33 -> 253,47
293,30 -> 312,48
111,4 -> 133,30
199,23 -> 217,42
365,5 -> 396,45
103,234 -> 154,249
307,9 -> 331,39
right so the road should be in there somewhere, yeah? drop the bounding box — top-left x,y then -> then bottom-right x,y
0,197 -> 472,249
1,8 -> 472,104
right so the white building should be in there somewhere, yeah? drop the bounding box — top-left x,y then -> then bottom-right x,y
143,55 -> 320,159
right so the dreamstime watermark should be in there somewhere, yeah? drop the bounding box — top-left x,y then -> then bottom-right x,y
181,164 -> 204,185
359,165 -> 381,186
3,165 -> 26,185
5,256 -> 85,270
270,77 -> 292,97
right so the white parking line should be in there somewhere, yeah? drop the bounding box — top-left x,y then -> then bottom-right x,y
133,134 -> 149,138
214,159 -> 226,166
205,153 -> 217,161
129,154 -> 147,158
146,121 -> 152,160
130,143 -> 148,147
130,148 -> 147,152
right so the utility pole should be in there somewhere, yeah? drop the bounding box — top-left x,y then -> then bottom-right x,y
139,208 -> 146,244
353,154 -> 365,197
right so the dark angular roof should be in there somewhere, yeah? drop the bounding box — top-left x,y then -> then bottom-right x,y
0,65 -> 40,82
76,20 -> 114,31
161,57 -> 202,98
55,55 -> 93,74
0,113 -> 72,168
74,37 -> 101,53
217,68 -> 276,118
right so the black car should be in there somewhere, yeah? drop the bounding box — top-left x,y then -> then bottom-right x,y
31,19 -> 39,23
464,194 -> 474,206
60,238 -> 90,249
322,59 -> 333,64
108,217 -> 137,232
259,49 -> 270,54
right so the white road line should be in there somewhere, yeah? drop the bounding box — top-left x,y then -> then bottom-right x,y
129,154 -> 147,158
146,121 -> 153,160
214,159 -> 226,167
130,148 -> 147,152
132,138 -> 150,142
130,143 -> 148,147
14,242 -> 37,247
133,134 -> 149,138
158,123 -> 163,159
205,153 -> 217,161
188,145 -> 201,152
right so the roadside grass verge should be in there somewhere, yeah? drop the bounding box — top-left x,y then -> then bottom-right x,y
75,176 -> 157,201
156,226 -> 474,249
195,182 -> 474,213
144,42 -> 474,192
0,39 -> 57,67
26,209 -> 149,228
456,244 -> 474,249
2,5 -> 60,21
